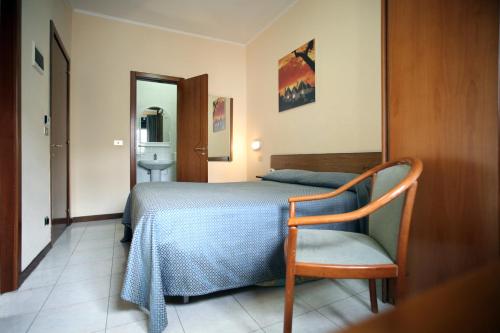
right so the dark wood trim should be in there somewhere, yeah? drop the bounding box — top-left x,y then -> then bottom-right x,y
49,20 -> 71,227
130,71 -> 183,189
19,243 -> 52,286
71,213 -> 123,223
208,98 -> 233,162
270,152 -> 382,174
130,72 -> 137,189
380,2 -> 391,301
0,0 -> 22,293
381,0 -> 388,162
230,98 -> 233,162
498,1 -> 500,258
52,218 -> 69,225
132,72 -> 183,84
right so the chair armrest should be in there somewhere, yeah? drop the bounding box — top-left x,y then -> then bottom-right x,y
289,180 -> 414,227
289,208 -> 369,226
288,171 -> 373,203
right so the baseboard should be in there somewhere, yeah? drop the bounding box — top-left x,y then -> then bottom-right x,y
71,213 -> 123,223
52,218 -> 68,225
19,242 -> 52,285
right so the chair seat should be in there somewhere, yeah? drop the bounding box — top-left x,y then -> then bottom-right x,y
296,229 -> 394,266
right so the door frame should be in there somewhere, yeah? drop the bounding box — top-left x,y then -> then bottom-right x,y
49,20 -> 71,228
0,0 -> 22,293
130,71 -> 183,189
381,0 -> 388,163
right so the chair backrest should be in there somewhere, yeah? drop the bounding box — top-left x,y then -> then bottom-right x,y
368,163 -> 414,262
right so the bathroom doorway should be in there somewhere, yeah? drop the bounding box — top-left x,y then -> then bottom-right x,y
135,77 -> 178,185
130,72 -> 208,188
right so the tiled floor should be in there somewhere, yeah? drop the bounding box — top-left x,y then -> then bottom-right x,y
0,219 -> 392,333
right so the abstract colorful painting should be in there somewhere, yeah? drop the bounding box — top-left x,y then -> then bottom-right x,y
278,39 -> 316,112
212,97 -> 226,132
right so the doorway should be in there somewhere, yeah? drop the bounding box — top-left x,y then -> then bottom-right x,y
50,21 -> 70,242
130,72 -> 208,188
135,79 -> 178,184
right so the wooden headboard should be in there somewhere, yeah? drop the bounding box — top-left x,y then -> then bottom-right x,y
270,152 -> 382,174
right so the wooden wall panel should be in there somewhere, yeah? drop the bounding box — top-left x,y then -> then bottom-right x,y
271,153 -> 381,174
386,0 -> 499,294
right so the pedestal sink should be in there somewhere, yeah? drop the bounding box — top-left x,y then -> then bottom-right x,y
138,160 -> 174,182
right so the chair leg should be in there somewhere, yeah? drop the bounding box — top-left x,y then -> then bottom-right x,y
283,270 -> 296,333
381,278 -> 388,303
369,279 -> 378,313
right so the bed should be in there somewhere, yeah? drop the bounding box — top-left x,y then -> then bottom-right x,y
121,152 -> 381,333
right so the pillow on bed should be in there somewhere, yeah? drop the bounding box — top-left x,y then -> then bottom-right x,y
263,169 -> 371,234
298,171 -> 362,189
262,169 -> 360,189
261,169 -> 314,184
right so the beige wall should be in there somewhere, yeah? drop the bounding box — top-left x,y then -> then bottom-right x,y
20,0 -> 382,267
70,13 -> 247,217
246,0 -> 381,179
21,0 -> 72,269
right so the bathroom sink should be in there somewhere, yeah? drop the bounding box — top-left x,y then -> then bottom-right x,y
138,160 -> 173,170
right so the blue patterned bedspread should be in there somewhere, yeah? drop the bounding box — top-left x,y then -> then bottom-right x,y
121,180 -> 365,333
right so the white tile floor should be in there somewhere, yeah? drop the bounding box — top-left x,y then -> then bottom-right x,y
0,219 -> 393,333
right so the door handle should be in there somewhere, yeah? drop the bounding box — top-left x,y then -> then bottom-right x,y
193,146 -> 207,155
51,144 -> 63,148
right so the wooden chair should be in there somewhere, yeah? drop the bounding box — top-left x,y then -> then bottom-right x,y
283,157 -> 423,333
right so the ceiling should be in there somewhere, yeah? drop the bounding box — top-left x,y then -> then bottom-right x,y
68,0 -> 297,44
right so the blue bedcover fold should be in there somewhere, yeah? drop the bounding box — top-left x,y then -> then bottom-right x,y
121,179 -> 367,333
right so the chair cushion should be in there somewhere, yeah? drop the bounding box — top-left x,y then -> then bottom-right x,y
369,164 -> 410,261
295,229 -> 394,265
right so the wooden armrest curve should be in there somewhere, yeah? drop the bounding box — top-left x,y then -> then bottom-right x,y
288,158 -> 423,225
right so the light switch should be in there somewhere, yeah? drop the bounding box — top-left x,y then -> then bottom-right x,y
114,140 -> 124,146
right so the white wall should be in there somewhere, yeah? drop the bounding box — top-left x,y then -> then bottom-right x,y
21,0 -> 72,269
70,12 -> 247,217
246,0 -> 382,178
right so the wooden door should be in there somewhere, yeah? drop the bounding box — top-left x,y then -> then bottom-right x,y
386,0 -> 499,295
50,24 -> 70,235
177,74 -> 208,182
0,0 -> 21,293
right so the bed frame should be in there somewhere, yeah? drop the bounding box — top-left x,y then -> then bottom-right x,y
270,152 -> 382,174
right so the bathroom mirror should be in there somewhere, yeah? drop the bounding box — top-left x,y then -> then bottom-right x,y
136,80 -> 176,145
140,106 -> 165,143
208,96 -> 233,161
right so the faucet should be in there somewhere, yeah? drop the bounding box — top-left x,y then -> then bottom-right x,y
154,153 -> 157,160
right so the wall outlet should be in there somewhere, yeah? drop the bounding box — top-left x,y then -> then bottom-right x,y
44,216 -> 49,225
114,140 -> 124,146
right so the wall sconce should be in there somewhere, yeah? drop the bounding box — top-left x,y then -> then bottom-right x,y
251,139 -> 262,151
